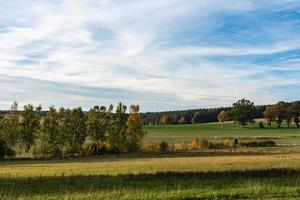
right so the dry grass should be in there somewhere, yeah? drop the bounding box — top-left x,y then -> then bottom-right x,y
1,153 -> 299,178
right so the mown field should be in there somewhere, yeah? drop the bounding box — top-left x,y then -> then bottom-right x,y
1,154 -> 300,199
144,122 -> 300,146
2,123 -> 300,199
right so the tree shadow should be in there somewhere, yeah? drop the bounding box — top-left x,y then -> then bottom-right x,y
1,168 -> 300,196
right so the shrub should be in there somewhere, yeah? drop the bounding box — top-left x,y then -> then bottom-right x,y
168,143 -> 175,152
0,139 -> 15,159
258,121 -> 264,128
199,139 -> 209,149
158,141 -> 168,152
0,139 -> 7,159
142,142 -> 159,153
81,141 -> 97,157
191,138 -> 199,150
240,140 -> 276,147
223,139 -> 231,148
175,143 -> 184,151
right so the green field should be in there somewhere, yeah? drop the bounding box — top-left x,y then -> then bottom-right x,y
2,154 -> 300,199
2,123 -> 300,199
145,122 -> 300,146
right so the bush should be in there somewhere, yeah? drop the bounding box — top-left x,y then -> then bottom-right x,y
175,143 -> 184,151
142,142 -> 159,153
223,139 -> 231,148
158,141 -> 168,152
0,139 -> 15,159
0,140 -> 7,159
199,139 -> 209,149
191,138 -> 199,150
258,121 -> 264,128
240,140 -> 276,147
168,143 -> 175,152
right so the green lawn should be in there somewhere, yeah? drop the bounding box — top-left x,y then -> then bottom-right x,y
144,123 -> 300,145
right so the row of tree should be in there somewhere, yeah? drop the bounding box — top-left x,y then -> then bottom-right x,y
216,99 -> 300,128
152,106 -> 266,125
0,102 -> 146,158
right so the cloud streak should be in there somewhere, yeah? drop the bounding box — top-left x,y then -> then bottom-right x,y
0,0 -> 300,111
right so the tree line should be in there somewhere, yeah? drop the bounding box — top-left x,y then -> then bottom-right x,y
153,105 -> 266,125
0,102 -> 145,159
155,99 -> 300,128
219,99 -> 300,128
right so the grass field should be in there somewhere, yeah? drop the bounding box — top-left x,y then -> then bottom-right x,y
2,154 -> 300,199
144,122 -> 300,146
2,123 -> 300,199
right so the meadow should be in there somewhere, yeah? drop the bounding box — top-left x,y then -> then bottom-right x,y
2,122 -> 300,199
2,154 -> 300,199
145,122 -> 300,146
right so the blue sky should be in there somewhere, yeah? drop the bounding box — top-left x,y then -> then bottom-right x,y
0,0 -> 300,111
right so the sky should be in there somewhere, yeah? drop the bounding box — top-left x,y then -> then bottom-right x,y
0,0 -> 300,112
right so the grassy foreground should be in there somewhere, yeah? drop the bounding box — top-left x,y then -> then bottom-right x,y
2,154 -> 300,199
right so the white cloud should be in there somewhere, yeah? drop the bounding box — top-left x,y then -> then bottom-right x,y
0,0 -> 300,110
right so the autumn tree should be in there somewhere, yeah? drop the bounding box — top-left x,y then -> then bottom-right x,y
217,111 -> 229,128
230,99 -> 255,127
86,105 -> 110,153
126,105 -> 146,152
20,104 -> 42,152
109,103 -> 127,153
160,114 -> 170,125
263,106 -> 277,127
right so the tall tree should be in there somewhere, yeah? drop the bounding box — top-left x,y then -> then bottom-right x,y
274,101 -> 286,128
42,106 -> 62,156
285,105 -> 294,128
126,105 -> 146,152
292,101 -> 300,128
20,104 -> 42,152
3,102 -> 20,150
217,111 -> 229,128
230,99 -> 255,127
86,105 -> 109,153
68,107 -> 86,151
109,103 -> 127,153
263,106 -> 277,127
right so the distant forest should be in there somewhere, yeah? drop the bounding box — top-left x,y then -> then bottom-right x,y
141,105 -> 267,125
0,105 -> 267,125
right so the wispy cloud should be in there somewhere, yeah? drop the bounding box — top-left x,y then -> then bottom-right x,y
0,0 -> 300,111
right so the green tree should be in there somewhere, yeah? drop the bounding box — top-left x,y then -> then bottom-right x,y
292,101 -> 300,128
86,105 -> 109,153
42,106 -> 62,157
217,111 -> 229,128
263,106 -> 277,127
126,105 -> 146,152
67,107 -> 86,151
230,99 -> 255,127
274,101 -> 286,128
20,104 -> 42,152
109,103 -> 127,153
285,105 -> 294,128
3,102 -> 20,150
